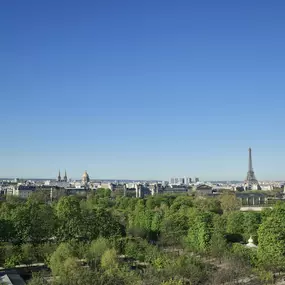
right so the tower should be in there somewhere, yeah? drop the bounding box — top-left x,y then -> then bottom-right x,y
244,148 -> 260,190
82,170 -> 90,185
63,170 -> 67,182
57,170 -> 61,182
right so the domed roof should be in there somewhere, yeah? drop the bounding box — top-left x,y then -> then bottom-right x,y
246,236 -> 257,248
82,170 -> 88,177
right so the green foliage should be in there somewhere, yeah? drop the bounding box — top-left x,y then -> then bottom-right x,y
49,242 -> 75,276
4,253 -> 22,268
258,203 -> 285,270
187,211 -> 214,252
226,211 -> 244,237
35,242 -> 57,264
232,243 -> 257,266
193,197 -> 222,214
161,280 -> 183,285
87,237 -> 110,267
0,191 -> 279,283
55,196 -> 83,241
243,212 -> 261,240
219,192 -> 241,212
21,243 -> 37,265
96,188 -> 112,198
27,273 -> 49,285
101,248 -> 118,270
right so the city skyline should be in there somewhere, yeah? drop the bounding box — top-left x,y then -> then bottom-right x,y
1,1 -> 285,180
0,145 -> 284,182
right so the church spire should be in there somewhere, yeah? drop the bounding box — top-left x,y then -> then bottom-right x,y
64,170 -> 67,182
57,170 -> 61,182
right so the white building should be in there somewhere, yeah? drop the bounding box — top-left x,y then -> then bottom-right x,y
169,177 -> 192,185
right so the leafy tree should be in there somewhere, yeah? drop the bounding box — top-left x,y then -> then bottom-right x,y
27,273 -> 49,285
21,243 -> 37,265
36,242 -> 57,264
96,188 -> 112,198
243,211 -> 261,240
226,211 -> 244,239
193,197 -> 222,214
160,206 -> 190,245
101,248 -> 118,270
169,196 -> 193,213
49,242 -> 75,276
0,219 -> 14,242
4,253 -> 22,268
87,237 -> 110,268
9,202 -> 55,244
187,211 -> 214,252
258,204 -> 285,270
210,215 -> 228,258
55,196 -> 83,241
219,192 -> 241,212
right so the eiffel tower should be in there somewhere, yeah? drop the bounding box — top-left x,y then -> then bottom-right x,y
245,148 -> 260,190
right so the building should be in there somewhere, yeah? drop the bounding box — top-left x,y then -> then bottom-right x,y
13,184 -> 36,198
82,170 -> 90,185
57,170 -> 68,182
193,184 -> 213,195
0,272 -> 26,285
163,185 -> 188,194
44,180 -> 70,188
65,187 -> 88,196
97,183 -> 115,191
236,192 -> 267,205
169,177 -> 192,185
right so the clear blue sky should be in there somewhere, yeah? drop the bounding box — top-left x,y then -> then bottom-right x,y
1,0 -> 285,181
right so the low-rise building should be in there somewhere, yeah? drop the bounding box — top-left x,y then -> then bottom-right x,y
13,184 -> 36,199
193,184 -> 213,195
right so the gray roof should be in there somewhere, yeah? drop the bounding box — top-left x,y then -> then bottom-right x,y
0,274 -> 26,285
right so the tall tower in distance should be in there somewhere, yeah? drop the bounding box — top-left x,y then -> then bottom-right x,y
244,148 -> 260,190
57,170 -> 61,182
63,170 -> 67,182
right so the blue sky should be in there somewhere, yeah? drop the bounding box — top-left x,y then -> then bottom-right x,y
1,0 -> 285,180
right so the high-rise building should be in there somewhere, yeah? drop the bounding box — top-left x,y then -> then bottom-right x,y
169,177 -> 191,185
185,177 -> 192,185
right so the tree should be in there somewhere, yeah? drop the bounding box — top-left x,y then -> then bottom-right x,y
210,215 -> 228,259
49,242 -> 75,276
27,273 -> 48,285
87,237 -> 110,268
258,204 -> 285,270
219,193 -> 241,213
9,202 -> 55,244
55,196 -> 83,241
21,243 -> 37,265
193,197 -> 222,214
101,248 -> 118,271
0,219 -> 14,242
243,212 -> 261,240
187,211 -> 214,252
226,211 -> 244,242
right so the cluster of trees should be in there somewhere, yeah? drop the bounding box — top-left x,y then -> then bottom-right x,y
0,190 -> 285,284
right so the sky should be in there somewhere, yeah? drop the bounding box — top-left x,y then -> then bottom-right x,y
0,0 -> 285,181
